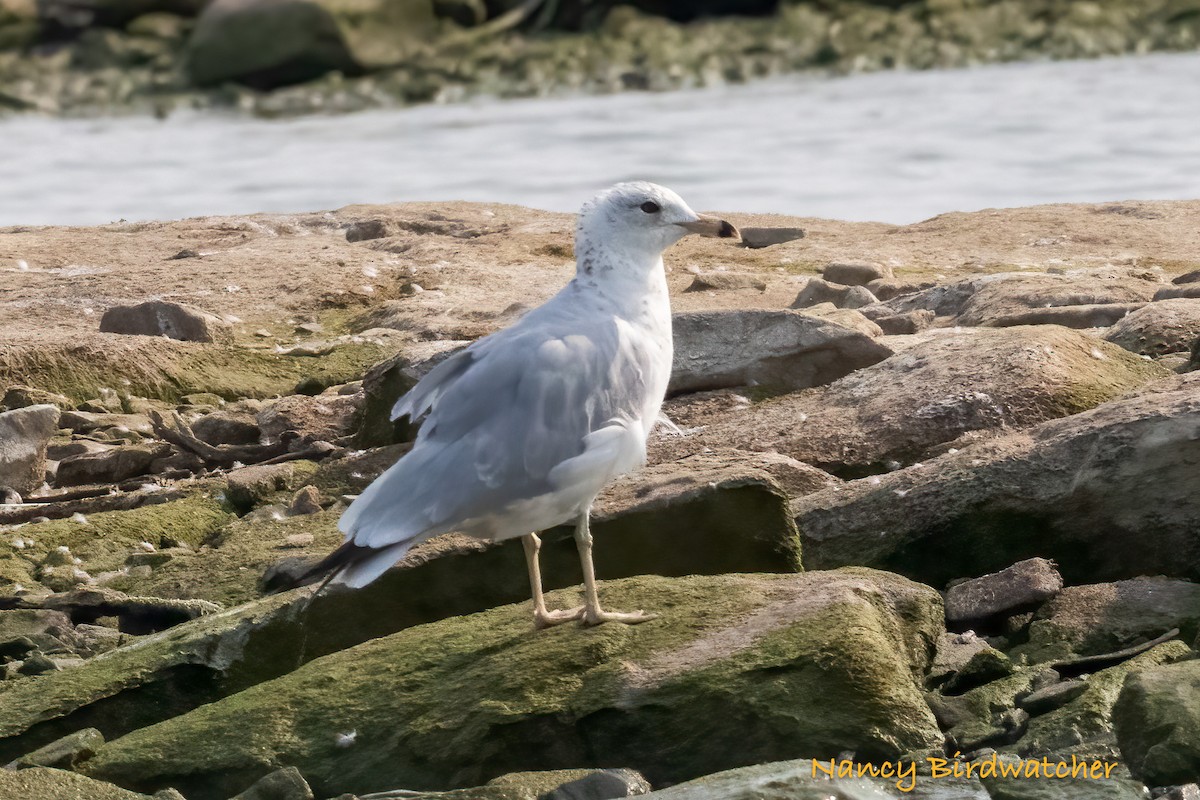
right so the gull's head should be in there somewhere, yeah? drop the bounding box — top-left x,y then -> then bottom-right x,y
576,182 -> 739,261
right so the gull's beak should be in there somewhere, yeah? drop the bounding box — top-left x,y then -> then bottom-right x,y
679,214 -> 740,241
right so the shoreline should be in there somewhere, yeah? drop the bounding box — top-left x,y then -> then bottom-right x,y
2,0 -> 1199,119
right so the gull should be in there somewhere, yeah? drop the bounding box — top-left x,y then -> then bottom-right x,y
306,182 -> 739,626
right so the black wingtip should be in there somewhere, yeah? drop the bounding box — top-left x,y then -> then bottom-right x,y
266,540 -> 377,595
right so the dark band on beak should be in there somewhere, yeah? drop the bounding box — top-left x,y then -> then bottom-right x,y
680,214 -> 741,241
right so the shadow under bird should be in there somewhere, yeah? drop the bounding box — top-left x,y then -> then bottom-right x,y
303,182 -> 739,626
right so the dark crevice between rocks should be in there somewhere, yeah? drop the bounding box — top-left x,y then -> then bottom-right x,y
0,664 -> 222,766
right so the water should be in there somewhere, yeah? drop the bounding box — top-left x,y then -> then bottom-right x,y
2,51 -> 1199,226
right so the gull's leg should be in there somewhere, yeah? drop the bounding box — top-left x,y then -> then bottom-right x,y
574,509 -> 657,626
522,533 -> 583,629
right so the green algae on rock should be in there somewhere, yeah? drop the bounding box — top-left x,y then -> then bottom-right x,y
80,570 -> 944,799
0,338 -> 386,405
0,767 -> 157,800
0,492 -> 232,594
1113,658 -> 1200,787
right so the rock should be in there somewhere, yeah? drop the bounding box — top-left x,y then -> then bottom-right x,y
927,631 -> 991,688
184,0 -> 436,88
99,300 -> 233,344
636,758 -> 988,799
682,272 -> 766,292
1017,679 -> 1089,715
1175,269 -> 1200,285
981,302 -> 1147,329
225,460 -> 320,511
1,385 -> 73,410
55,442 -> 173,487
0,635 -> 37,661
1154,284 -> 1200,301
663,325 -> 1164,477
0,454 -> 802,758
230,766 -> 314,800
191,409 -> 262,446
256,392 -> 361,444
0,767 -> 156,800
1014,578 -> 1200,664
668,309 -> 893,395
0,609 -> 76,654
791,372 -> 1200,586
736,226 -> 805,249
80,570 -> 944,799
0,404 -> 60,495
12,727 -> 105,769
793,304 -> 883,337
287,485 -> 322,515
867,278 -> 933,301
873,309 -> 934,335
887,270 -> 1162,324
940,646 -> 1015,694
822,260 -> 892,286
1105,298 -> 1200,356
17,651 -> 60,675
979,754 -> 1146,799
544,768 -> 651,800
1114,658 -> 1200,786
943,558 -> 1063,623
58,410 -> 154,435
354,349 -> 425,446
788,277 -> 846,308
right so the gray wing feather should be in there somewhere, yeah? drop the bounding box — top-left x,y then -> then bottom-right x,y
341,310 -> 639,551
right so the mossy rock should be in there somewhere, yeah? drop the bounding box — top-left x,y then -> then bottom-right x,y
0,492 -> 233,593
0,338 -> 385,404
0,767 -> 156,800
1011,578 -> 1200,665
1113,658 -> 1200,786
1011,641 -> 1192,756
81,570 -> 944,799
637,757 -> 989,799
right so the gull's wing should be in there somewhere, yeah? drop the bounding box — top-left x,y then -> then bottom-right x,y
331,312 -> 652,586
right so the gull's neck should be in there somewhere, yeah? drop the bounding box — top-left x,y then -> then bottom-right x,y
571,232 -> 670,317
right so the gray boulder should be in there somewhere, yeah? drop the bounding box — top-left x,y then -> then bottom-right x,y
792,372 -> 1200,586
1114,659 -> 1200,786
99,300 -> 233,344
0,404 -> 60,494
659,325 -> 1165,476
669,309 -> 892,395
1105,298 -> 1200,356
886,270 -> 1162,324
55,442 -> 173,486
821,260 -> 893,286
943,557 -> 1063,624
790,277 -> 878,310
1014,577 -> 1200,664
80,570 -> 944,799
184,0 -> 435,88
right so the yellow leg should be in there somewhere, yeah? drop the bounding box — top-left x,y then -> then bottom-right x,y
522,533 -> 583,628
573,510 -> 656,626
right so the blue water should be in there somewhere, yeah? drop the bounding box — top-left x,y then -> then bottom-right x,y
1,51 -> 1198,226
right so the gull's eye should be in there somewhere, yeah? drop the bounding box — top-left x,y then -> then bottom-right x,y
640,201 -> 661,214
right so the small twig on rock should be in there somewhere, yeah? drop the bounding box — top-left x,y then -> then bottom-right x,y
1052,628 -> 1181,677
441,0 -> 548,45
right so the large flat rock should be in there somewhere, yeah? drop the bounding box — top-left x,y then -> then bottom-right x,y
658,325 -> 1165,475
81,570 -> 944,799
793,372 -> 1200,585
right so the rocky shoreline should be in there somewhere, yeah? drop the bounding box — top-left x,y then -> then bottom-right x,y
1,0 -> 1200,117
2,198 -> 1200,799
